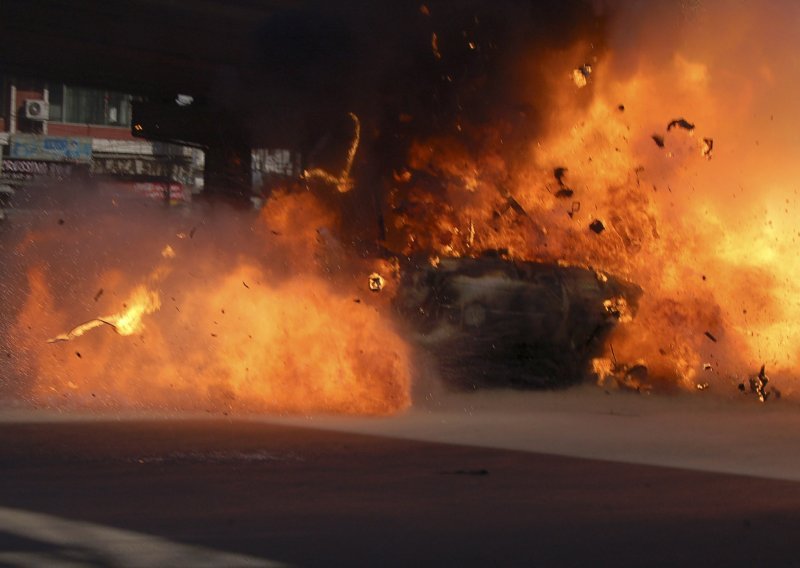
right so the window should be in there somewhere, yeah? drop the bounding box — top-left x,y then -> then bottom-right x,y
48,83 -> 63,122
50,83 -> 133,126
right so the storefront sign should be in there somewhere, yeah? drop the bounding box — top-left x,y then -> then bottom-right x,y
131,182 -> 189,203
1,159 -> 78,181
10,135 -> 93,163
91,157 -> 192,183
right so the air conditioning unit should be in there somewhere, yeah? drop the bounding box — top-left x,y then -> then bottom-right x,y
25,99 -> 49,121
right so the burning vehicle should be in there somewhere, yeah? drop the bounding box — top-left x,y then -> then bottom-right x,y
396,254 -> 641,389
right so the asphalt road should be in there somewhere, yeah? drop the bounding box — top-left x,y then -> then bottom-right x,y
1,408 -> 800,567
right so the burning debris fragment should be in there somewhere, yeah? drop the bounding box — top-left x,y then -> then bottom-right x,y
368,273 -> 385,292
739,365 -> 775,403
302,112 -> 361,193
603,297 -> 633,322
593,358 -> 652,393
572,64 -> 592,88
47,286 -> 161,343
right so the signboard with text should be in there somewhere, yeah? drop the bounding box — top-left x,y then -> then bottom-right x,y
1,159 -> 80,181
91,156 -> 192,185
10,135 -> 93,163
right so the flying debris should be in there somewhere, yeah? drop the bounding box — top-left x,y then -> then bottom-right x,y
572,64 -> 592,88
368,273 -> 385,292
302,112 -> 361,193
47,318 -> 118,344
652,134 -> 665,148
741,365 -> 773,403
48,287 -> 161,343
593,358 -> 652,393
667,118 -> 695,132
553,167 -> 574,198
701,138 -> 714,160
704,331 -> 717,343
555,188 -> 574,199
554,167 -> 568,186
431,32 -> 442,60
589,219 -> 605,234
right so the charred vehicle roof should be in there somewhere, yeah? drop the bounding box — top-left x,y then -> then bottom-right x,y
396,255 -> 642,389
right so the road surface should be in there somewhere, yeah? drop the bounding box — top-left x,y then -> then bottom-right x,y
1,389 -> 799,567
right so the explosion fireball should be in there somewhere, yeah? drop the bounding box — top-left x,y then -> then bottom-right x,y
2,0 -> 800,412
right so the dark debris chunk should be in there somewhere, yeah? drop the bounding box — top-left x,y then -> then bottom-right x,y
589,219 -> 605,234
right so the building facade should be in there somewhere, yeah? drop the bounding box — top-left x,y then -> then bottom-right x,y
0,76 -> 203,203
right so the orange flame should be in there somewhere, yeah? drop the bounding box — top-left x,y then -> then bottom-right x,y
386,1 -> 800,394
7,191 -> 411,415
